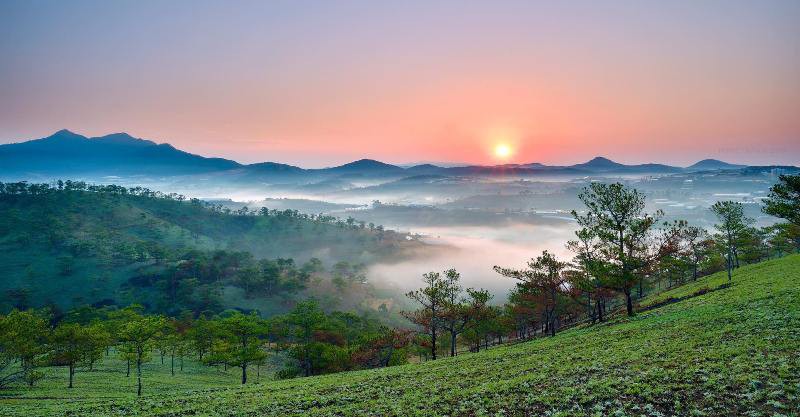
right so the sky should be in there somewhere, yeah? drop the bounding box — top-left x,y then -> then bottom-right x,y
1,0 -> 799,167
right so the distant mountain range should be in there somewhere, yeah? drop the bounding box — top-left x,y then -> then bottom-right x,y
0,129 -> 240,177
0,130 -> 786,182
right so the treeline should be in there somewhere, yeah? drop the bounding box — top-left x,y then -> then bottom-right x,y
0,180 -> 394,233
404,174 -> 800,359
0,301 -> 411,394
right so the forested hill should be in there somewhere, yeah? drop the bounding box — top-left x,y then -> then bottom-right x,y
0,181 -> 420,315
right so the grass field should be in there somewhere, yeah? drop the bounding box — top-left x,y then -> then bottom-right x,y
0,353 -> 275,408
3,254 -> 799,416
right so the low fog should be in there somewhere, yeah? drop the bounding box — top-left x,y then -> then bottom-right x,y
367,223 -> 578,298
43,168 -> 783,302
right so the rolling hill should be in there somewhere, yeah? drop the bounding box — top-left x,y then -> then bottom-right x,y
5,254 -> 797,416
686,159 -> 746,171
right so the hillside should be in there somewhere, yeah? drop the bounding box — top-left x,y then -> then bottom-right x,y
6,254 -> 798,416
0,183 -> 420,315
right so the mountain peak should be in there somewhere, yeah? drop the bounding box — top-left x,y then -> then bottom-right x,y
587,156 -> 615,164
48,129 -> 85,140
339,159 -> 400,169
246,161 -> 304,173
687,159 -> 744,170
347,158 -> 391,166
579,156 -> 623,168
92,132 -> 156,147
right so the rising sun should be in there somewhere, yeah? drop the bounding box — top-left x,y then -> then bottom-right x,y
494,143 -> 512,159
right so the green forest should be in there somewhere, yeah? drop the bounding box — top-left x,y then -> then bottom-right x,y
0,181 -> 418,316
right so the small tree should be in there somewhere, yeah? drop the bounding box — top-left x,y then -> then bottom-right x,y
49,322 -> 93,388
764,223 -> 800,256
118,314 -> 166,396
206,312 -> 267,384
567,228 -> 614,323
439,269 -> 466,357
83,323 -> 111,371
286,301 -> 326,376
763,174 -> 800,226
187,314 -> 216,361
710,201 -> 753,280
403,271 -> 450,360
571,182 -> 660,316
0,309 -> 49,387
463,288 -> 493,350
679,224 -> 711,280
161,323 -> 188,376
495,251 -> 569,336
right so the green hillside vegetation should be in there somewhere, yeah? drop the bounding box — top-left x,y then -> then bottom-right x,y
0,181 -> 419,315
2,254 -> 797,416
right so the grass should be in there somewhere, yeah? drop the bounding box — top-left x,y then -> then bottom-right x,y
3,254 -> 799,416
0,354 -> 274,410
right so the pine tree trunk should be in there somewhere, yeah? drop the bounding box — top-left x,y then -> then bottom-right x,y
68,364 -> 74,388
136,355 -> 142,397
625,289 -> 634,316
726,250 -> 733,281
431,329 -> 437,360
597,299 -> 604,322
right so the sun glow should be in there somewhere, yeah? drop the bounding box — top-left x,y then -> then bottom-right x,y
494,143 -> 512,159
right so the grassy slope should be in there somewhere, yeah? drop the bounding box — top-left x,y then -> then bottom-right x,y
4,255 -> 799,416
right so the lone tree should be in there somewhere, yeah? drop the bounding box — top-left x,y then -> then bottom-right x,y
438,269 -> 492,356
439,269 -> 467,357
286,300 -> 326,376
49,322 -> 93,388
0,309 -> 49,388
571,182 -> 660,316
206,312 -> 267,384
118,313 -> 166,396
679,224 -> 712,280
462,288 -> 493,350
567,228 -> 614,323
495,250 -> 570,336
161,321 -> 189,376
710,201 -> 753,280
763,174 -> 800,226
404,271 -> 451,360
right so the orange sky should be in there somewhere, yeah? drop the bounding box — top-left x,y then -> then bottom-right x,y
1,1 -> 798,167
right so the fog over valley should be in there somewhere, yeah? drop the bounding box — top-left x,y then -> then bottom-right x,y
0,129 -> 795,313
